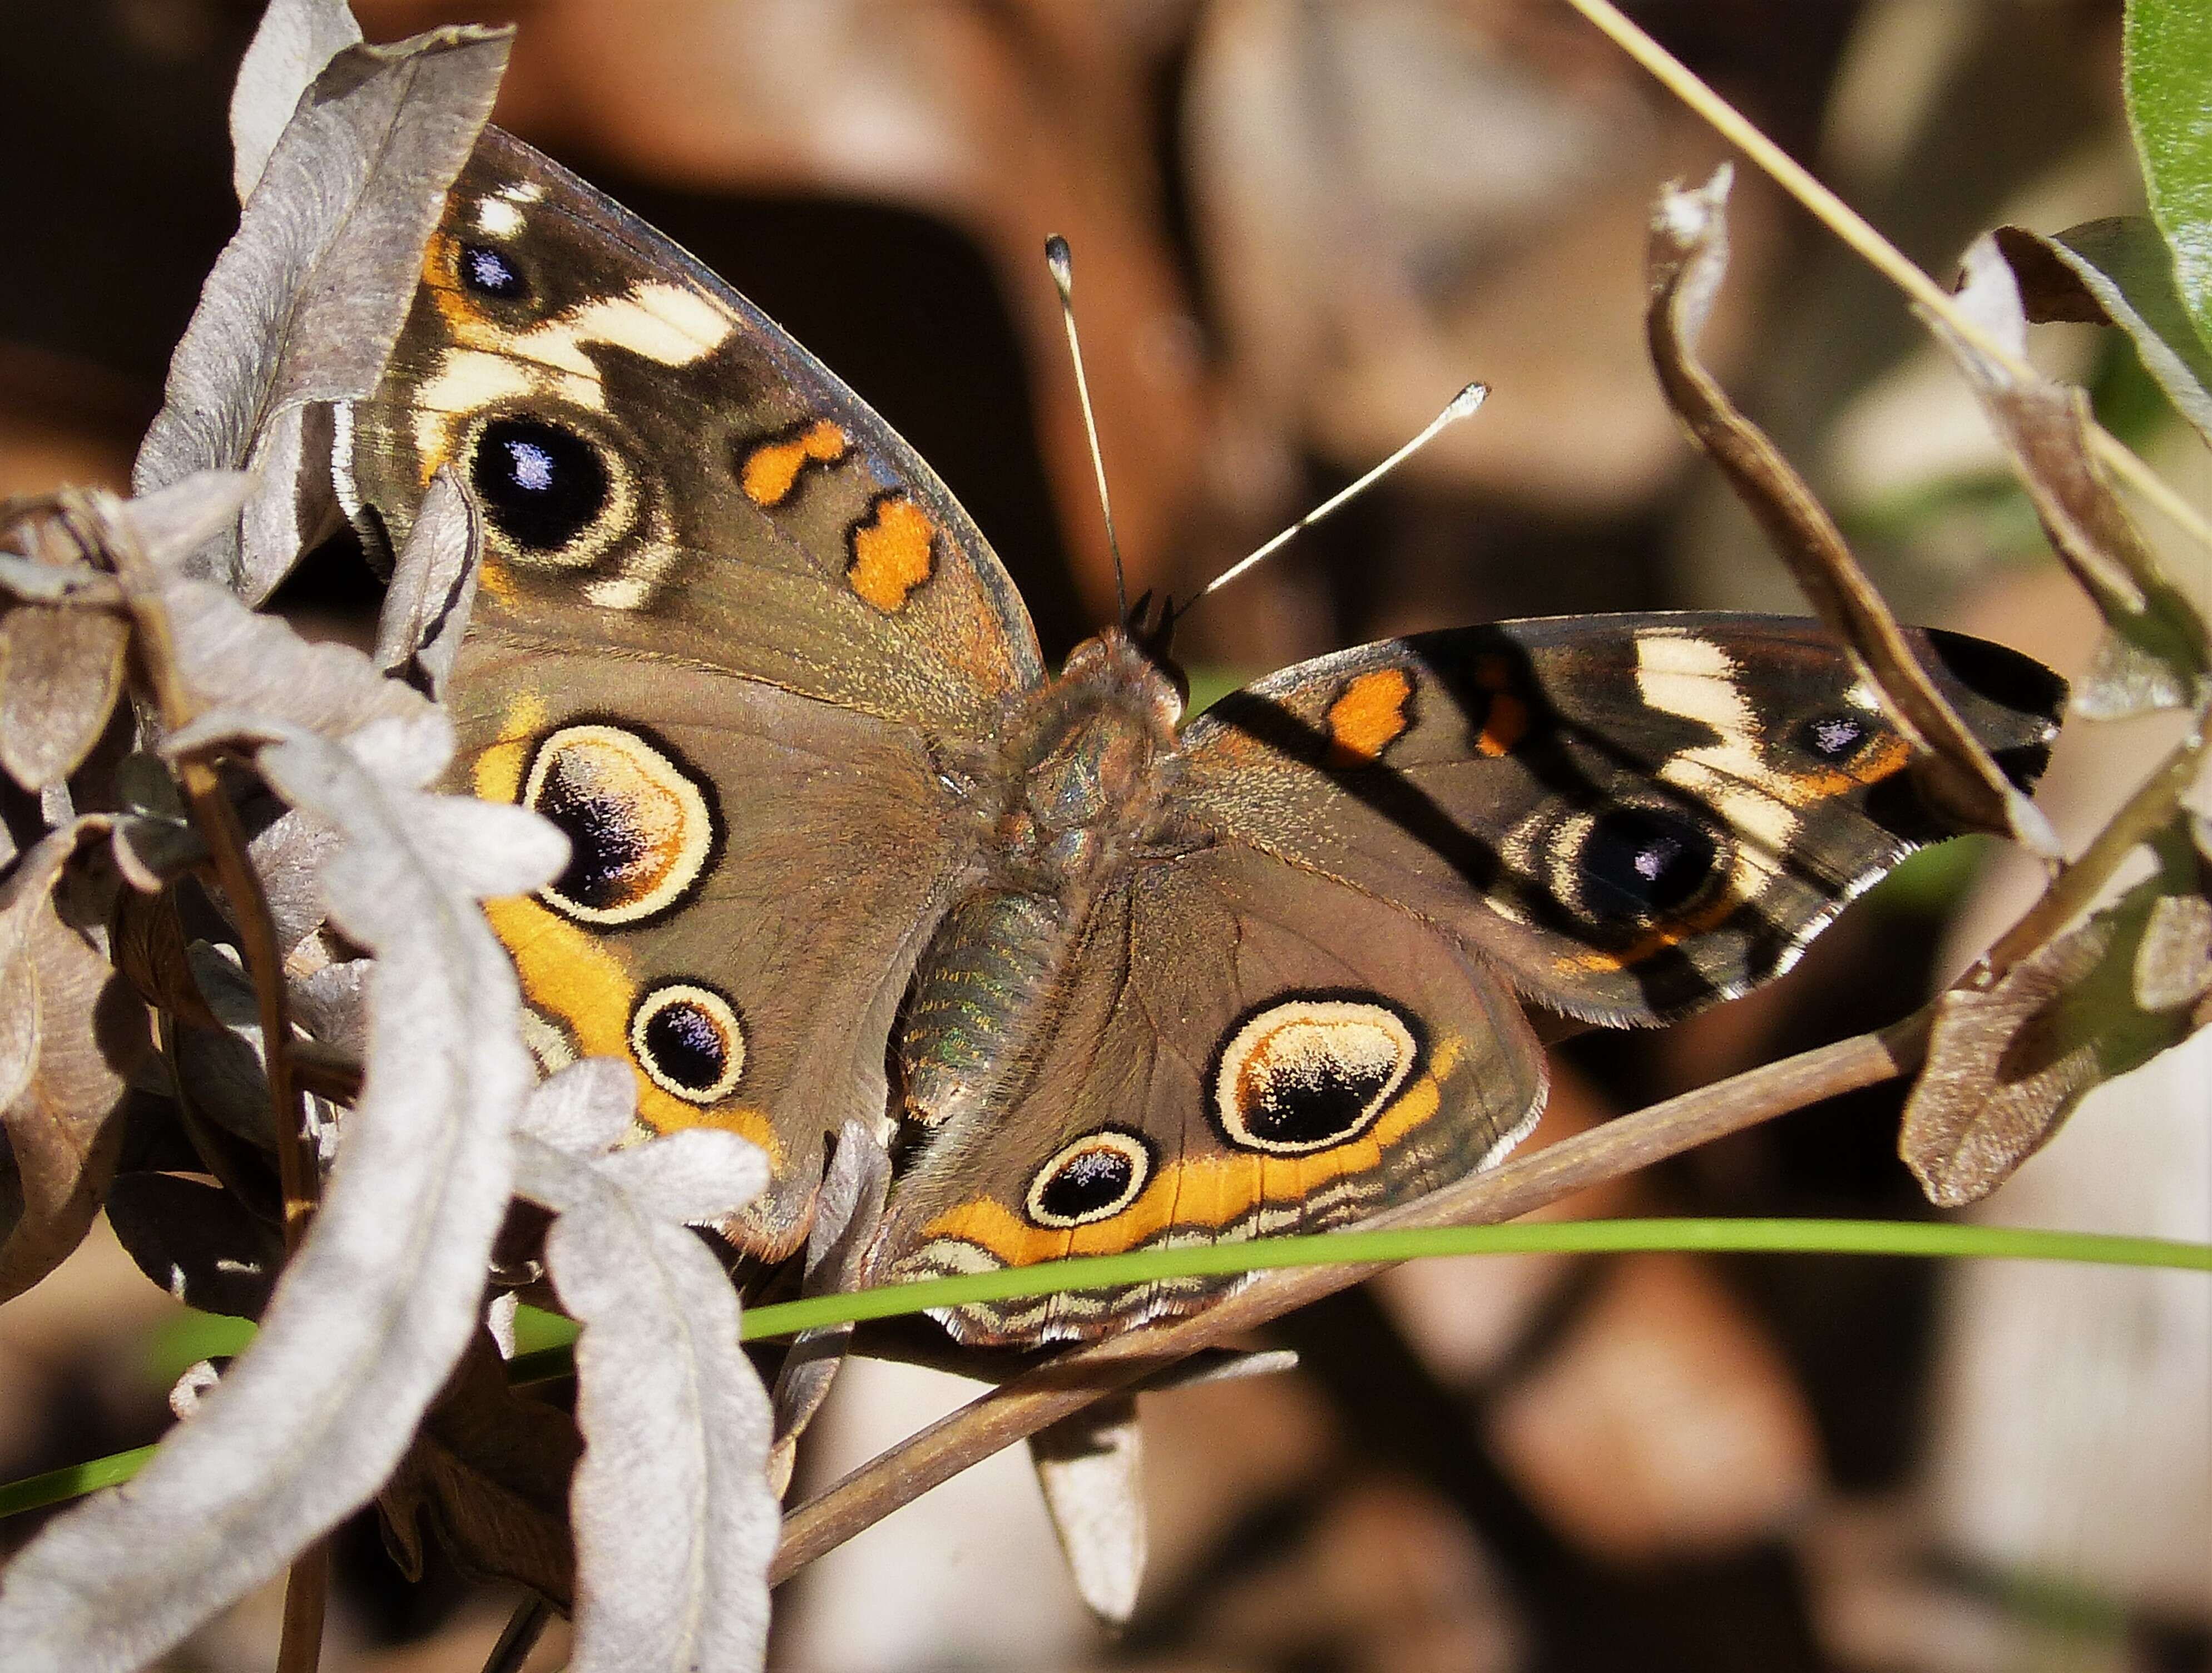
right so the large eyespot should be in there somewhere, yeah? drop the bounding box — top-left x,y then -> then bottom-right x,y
630,981 -> 746,1104
1024,1130 -> 1154,1228
1573,805 -> 1720,924
1212,997 -> 1419,1155
458,240 -> 527,300
471,415 -> 612,555
522,724 -> 718,926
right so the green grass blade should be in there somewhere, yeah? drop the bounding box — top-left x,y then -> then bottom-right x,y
20,1218 -> 2208,1524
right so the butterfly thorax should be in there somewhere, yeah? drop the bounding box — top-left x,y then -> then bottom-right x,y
898,630 -> 1186,1131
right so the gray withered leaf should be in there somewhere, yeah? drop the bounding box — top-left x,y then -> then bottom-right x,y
0,820 -> 149,1303
131,20 -> 509,601
1030,1395 -> 1147,1627
105,1170 -> 283,1319
1994,218 -> 2212,449
1646,167 -> 2057,853
0,606 -> 126,792
230,0 -> 364,206
0,722 -> 563,1672
373,467 -> 483,700
1935,235 -> 2210,720
768,1118 -> 890,1494
380,1327 -> 580,1605
1902,814 -> 2212,1206
513,1061 -> 777,1673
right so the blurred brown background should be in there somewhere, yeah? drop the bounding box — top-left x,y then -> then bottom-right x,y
1,2 -> 2205,1670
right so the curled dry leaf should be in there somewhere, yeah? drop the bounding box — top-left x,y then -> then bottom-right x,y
1995,218 -> 2212,447
1936,234 -> 2210,719
513,1061 -> 778,1673
1030,1395 -> 1146,1627
0,821 -> 147,1301
131,14 -> 509,601
230,0 -> 365,206
380,1328 -> 580,1606
105,1170 -> 283,1319
373,467 -> 483,700
1646,167 -> 2058,854
1902,814 -> 2212,1206
0,606 -> 126,793
0,723 -> 563,1672
769,1118 -> 891,1493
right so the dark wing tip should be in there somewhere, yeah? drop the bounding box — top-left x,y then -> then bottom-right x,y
1920,629 -> 2067,791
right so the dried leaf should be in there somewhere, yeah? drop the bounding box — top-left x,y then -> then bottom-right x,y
1994,219 -> 2212,447
769,1119 -> 890,1493
148,567 -> 434,746
1936,234 -> 2209,719
105,1171 -> 283,1318
1647,168 -> 2058,853
131,22 -> 510,601
1903,815 -> 2212,1205
0,607 -> 127,791
1030,1395 -> 1146,1626
230,0 -> 364,206
0,823 -> 146,1301
513,1063 -> 776,1673
0,723 -> 561,1670
380,1329 -> 578,1604
373,467 -> 482,700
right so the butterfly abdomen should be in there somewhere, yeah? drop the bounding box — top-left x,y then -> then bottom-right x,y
899,891 -> 1076,1130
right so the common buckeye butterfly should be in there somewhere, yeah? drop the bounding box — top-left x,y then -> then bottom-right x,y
338,128 -> 2062,1345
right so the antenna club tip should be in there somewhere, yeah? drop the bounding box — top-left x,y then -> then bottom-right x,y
1446,381 -> 1489,419
1045,234 -> 1073,288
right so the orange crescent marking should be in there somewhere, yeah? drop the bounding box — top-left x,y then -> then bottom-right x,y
847,496 -> 937,611
740,419 -> 849,507
918,1039 -> 1463,1265
1324,668 -> 1414,767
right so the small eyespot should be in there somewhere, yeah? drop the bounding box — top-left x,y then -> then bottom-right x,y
1795,711 -> 1874,761
458,241 -> 526,299
1575,805 -> 1720,924
522,724 -> 718,926
1213,998 -> 1419,1155
471,416 -> 610,552
1024,1130 -> 1154,1228
630,981 -> 746,1104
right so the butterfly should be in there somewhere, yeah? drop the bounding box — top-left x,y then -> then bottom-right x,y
336,127 -> 2064,1346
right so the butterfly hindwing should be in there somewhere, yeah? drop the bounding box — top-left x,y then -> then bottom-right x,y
867,842 -> 1547,1344
1176,613 -> 2065,1025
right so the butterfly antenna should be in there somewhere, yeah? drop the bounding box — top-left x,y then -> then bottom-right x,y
1046,234 -> 1129,625
1187,382 -> 1489,611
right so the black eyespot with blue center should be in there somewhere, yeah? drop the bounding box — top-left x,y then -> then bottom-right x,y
630,981 -> 746,1104
458,241 -> 525,299
471,417 -> 609,552
1026,1130 -> 1153,1227
1578,806 -> 1719,922
1797,712 -> 1872,760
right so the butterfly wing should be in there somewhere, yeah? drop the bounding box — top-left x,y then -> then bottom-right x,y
1174,613 -> 2065,1024
868,843 -> 1546,1344
345,128 -> 1043,1255
348,127 -> 1043,724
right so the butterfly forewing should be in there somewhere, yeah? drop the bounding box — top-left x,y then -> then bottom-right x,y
1177,613 -> 2064,1026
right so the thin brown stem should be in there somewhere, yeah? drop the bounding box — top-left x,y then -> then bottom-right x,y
771,1019 -> 1921,1582
275,1538 -> 329,1673
1560,0 -> 2212,559
69,488 -> 333,1673
77,490 -> 317,1250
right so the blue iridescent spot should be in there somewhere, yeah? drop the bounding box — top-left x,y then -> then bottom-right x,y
459,241 -> 524,299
